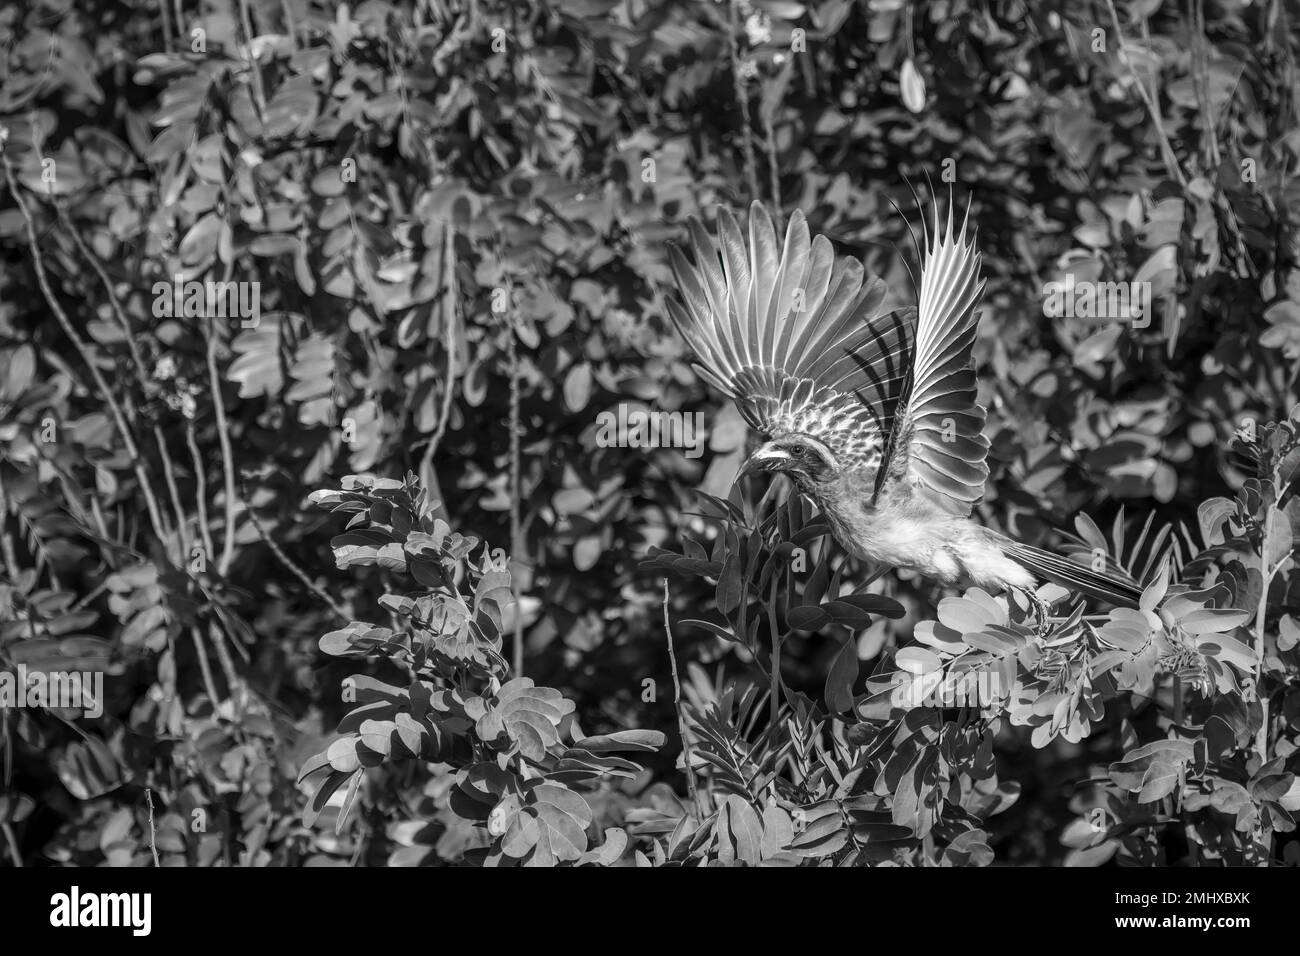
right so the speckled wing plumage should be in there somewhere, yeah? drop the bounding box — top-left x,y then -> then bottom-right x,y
879,201 -> 990,515
666,201 -> 912,469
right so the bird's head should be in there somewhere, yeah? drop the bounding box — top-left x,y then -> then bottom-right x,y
738,434 -> 839,490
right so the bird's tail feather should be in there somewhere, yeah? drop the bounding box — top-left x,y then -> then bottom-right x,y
1002,541 -> 1143,610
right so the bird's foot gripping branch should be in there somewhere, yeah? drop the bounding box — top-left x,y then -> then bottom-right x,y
298,474 -> 664,867
646,407 -> 1300,864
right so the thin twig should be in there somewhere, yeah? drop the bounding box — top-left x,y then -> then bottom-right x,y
173,0 -> 184,49
1104,0 -> 1188,189
70,578 -> 111,612
237,0 -> 267,119
208,619 -> 240,703
153,425 -> 190,563
186,421 -> 217,562
761,109 -> 781,211
435,223 -> 459,449
58,209 -> 193,563
2,153 -> 170,546
726,0 -> 760,201
158,0 -> 174,53
507,310 -> 523,678
418,221 -> 459,490
662,578 -> 703,816
280,0 -> 297,46
239,481 -> 349,621
767,576 -> 782,735
1188,0 -> 1221,170
57,205 -> 151,383
189,624 -> 223,707
203,310 -> 239,575
144,789 -> 161,867
204,597 -> 252,667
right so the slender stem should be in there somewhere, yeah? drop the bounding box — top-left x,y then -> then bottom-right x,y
208,620 -> 239,701
1104,0 -> 1188,189
2,154 -> 170,547
436,223 -> 459,450
71,579 -> 111,613
203,312 -> 239,575
58,205 -> 151,384
280,0 -> 297,46
726,0 -> 760,201
506,311 -> 523,678
158,0 -> 174,53
762,109 -> 781,211
186,421 -> 217,562
58,208 -> 193,564
144,789 -> 161,867
153,424 -> 190,563
768,577 -> 782,734
418,222 -> 459,499
240,481 -> 348,621
237,0 -> 267,119
189,624 -> 223,706
663,579 -> 702,815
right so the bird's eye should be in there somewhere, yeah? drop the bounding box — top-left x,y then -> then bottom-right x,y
790,446 -> 806,458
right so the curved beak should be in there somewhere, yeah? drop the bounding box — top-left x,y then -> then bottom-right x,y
734,456 -> 756,486
733,444 -> 789,485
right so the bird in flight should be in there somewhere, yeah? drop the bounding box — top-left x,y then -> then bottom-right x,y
665,196 -> 1143,614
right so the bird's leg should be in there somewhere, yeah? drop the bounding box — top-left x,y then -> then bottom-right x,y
1017,587 -> 1053,629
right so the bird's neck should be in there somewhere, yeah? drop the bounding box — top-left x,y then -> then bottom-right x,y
805,469 -> 880,557
813,468 -> 878,505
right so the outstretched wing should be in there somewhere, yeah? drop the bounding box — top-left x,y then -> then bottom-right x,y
666,201 -> 912,469
881,199 -> 990,515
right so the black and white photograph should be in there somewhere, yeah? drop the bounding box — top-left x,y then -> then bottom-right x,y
0,0 -> 1296,924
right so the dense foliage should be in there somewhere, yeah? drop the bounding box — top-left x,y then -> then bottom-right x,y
1,0 -> 1298,866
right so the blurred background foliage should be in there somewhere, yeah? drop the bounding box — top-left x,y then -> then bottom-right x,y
0,0 -> 1298,865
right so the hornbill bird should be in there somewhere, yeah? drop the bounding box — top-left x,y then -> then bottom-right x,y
665,196 -> 1144,612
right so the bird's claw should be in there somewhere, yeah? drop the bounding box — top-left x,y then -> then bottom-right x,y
1022,589 -> 1053,629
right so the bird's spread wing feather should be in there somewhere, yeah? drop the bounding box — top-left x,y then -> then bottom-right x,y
667,201 -> 911,468
882,200 -> 990,515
